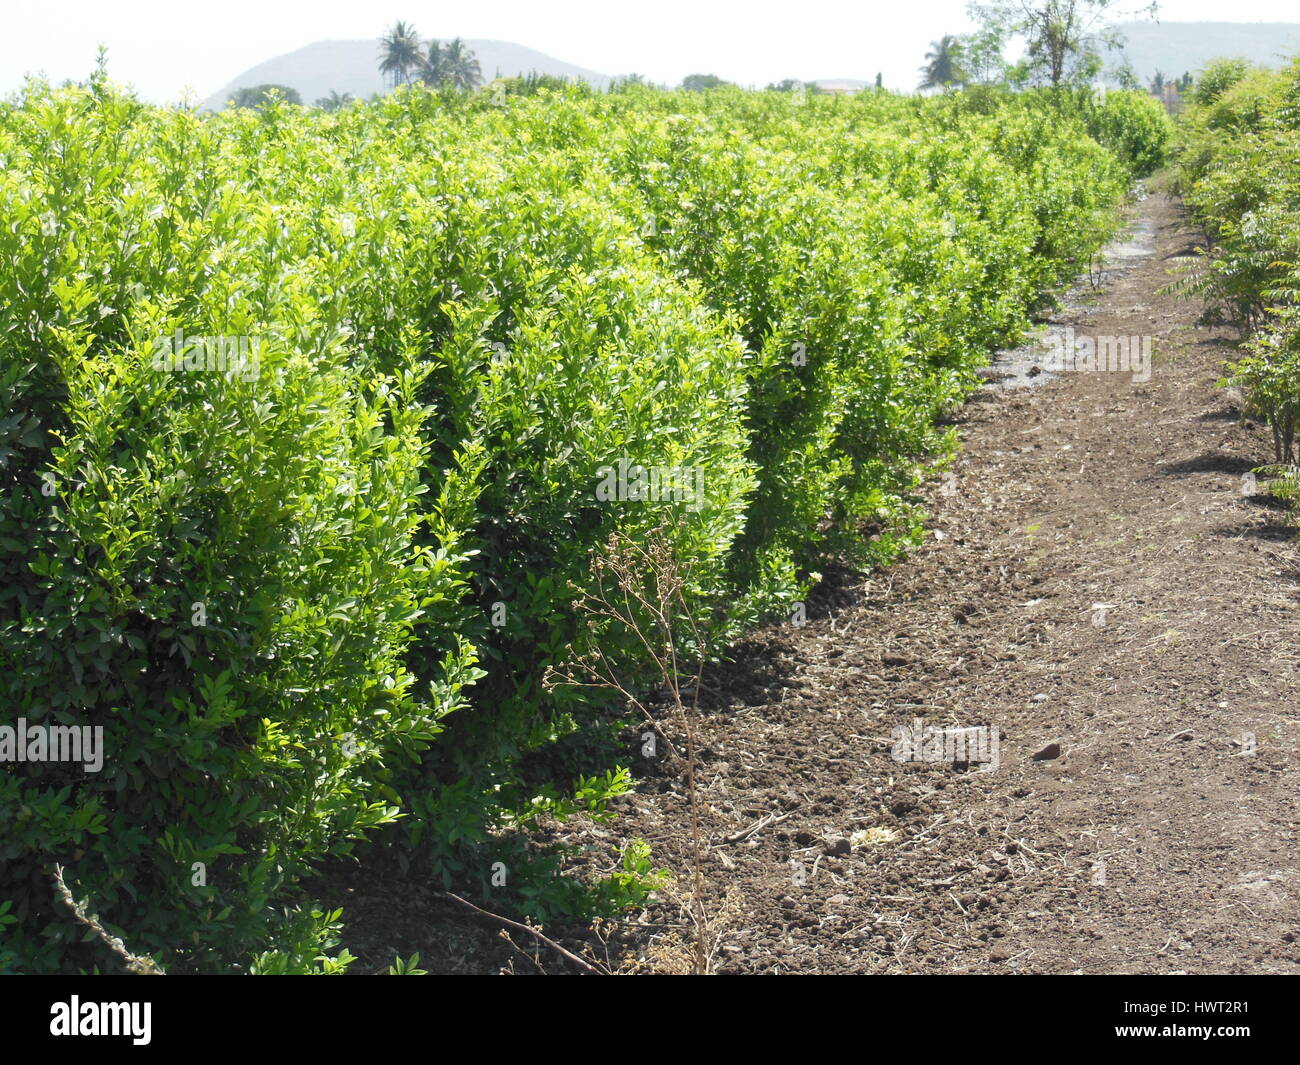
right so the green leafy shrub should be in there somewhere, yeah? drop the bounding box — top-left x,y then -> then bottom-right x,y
1081,88 -> 1173,177
0,81 -> 479,973
1192,58 -> 1253,108
1178,51 -> 1300,517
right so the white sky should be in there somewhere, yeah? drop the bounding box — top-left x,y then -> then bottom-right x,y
1,0 -> 1298,101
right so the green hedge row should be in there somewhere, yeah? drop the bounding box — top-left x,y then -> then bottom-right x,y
1176,57 -> 1300,467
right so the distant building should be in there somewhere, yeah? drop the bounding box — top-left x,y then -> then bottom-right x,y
813,80 -> 867,96
1160,82 -> 1184,116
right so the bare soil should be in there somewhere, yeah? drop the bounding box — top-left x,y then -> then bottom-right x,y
324,190 -> 1300,975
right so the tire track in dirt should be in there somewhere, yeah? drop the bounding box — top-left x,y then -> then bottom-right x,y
610,189 -> 1300,974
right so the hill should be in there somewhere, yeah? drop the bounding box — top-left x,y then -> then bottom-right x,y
202,38 -> 611,109
1110,20 -> 1300,82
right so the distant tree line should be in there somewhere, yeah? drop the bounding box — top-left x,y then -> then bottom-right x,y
229,84 -> 302,108
917,0 -> 1170,93
226,2 -> 1193,114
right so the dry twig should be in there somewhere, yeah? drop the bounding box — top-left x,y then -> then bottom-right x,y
52,864 -> 164,975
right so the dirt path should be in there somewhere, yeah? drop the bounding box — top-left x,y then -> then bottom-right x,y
602,188 -> 1300,975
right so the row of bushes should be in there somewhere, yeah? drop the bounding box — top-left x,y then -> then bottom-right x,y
1176,57 -> 1300,467
0,76 -> 1170,971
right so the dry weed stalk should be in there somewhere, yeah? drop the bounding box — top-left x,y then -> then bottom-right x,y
544,521 -> 712,974
52,864 -> 165,975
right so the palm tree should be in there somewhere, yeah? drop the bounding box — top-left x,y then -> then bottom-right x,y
315,90 -> 354,112
918,36 -> 968,91
419,41 -> 445,86
379,21 -> 423,88
441,38 -> 482,91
